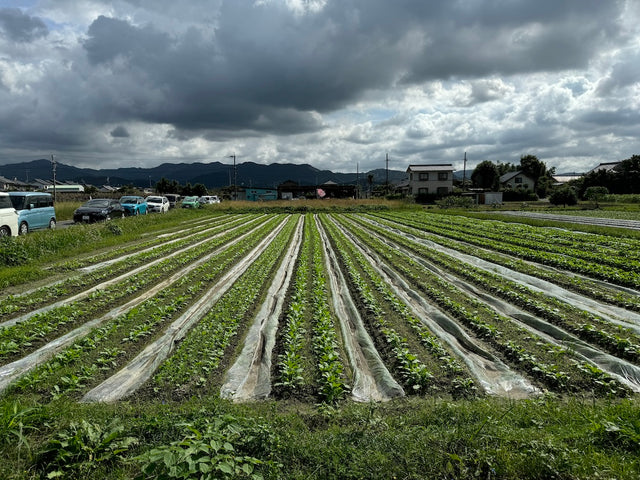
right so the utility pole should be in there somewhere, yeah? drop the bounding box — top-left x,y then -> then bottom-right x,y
51,154 -> 57,204
229,153 -> 237,201
462,151 -> 467,191
385,152 -> 389,194
356,162 -> 359,199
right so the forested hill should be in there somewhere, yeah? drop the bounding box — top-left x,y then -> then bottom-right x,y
0,159 -> 406,189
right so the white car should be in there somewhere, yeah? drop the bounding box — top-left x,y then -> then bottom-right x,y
145,195 -> 170,213
0,192 -> 19,237
197,195 -> 221,204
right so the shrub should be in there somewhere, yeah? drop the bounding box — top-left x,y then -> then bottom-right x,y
0,237 -> 30,266
549,187 -> 578,207
134,416 -> 280,480
435,196 -> 475,209
36,419 -> 138,478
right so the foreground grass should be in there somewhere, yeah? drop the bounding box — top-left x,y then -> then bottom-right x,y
1,395 -> 638,479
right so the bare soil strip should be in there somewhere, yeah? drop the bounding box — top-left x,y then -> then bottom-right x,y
219,217 -> 304,401
331,216 -> 537,398
317,216 -> 405,402
81,217 -> 290,403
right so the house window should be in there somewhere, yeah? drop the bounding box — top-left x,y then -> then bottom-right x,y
437,187 -> 449,195
515,177 -> 523,184
419,172 -> 429,181
418,187 -> 428,195
438,172 -> 448,181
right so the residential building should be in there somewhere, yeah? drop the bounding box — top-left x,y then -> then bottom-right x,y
499,171 -> 535,190
588,162 -> 621,174
406,164 -> 454,196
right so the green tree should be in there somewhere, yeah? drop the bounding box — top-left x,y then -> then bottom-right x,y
519,154 -> 555,197
549,187 -> 578,207
584,186 -> 609,208
496,161 -> 517,176
471,161 -> 499,190
155,177 -> 171,194
193,183 -> 208,197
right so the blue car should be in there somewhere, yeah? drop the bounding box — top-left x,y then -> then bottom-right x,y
8,192 -> 57,235
119,196 -> 148,216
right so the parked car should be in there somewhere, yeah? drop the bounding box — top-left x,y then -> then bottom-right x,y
73,198 -> 125,223
181,196 -> 201,209
145,195 -> 170,213
164,194 -> 181,209
0,192 -> 19,237
120,196 -> 148,216
8,192 -> 56,234
197,195 -> 221,204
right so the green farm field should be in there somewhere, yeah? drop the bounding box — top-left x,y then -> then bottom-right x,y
0,204 -> 639,479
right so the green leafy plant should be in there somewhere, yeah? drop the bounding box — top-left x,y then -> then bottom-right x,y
36,418 -> 138,478
135,417 -> 278,480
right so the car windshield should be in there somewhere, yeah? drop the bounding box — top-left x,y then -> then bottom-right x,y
0,196 -> 12,208
120,197 -> 137,204
9,196 -> 26,209
84,199 -> 110,207
147,197 -> 162,203
184,197 -> 197,201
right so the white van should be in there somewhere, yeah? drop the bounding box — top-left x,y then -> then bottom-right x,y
0,192 -> 19,237
9,192 -> 56,234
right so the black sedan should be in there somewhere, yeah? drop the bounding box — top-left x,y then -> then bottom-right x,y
73,199 -> 125,223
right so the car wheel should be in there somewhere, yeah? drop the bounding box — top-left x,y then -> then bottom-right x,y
49,218 -> 56,229
0,226 -> 10,237
19,222 -> 29,235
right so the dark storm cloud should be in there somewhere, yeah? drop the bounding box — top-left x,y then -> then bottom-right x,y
77,0 -> 625,137
0,8 -> 48,42
1,0 -> 638,171
110,125 -> 130,138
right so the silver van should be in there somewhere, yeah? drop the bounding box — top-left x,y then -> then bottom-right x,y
8,192 -> 57,235
0,192 -> 19,237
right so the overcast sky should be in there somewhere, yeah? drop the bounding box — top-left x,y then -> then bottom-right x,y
1,0 -> 639,174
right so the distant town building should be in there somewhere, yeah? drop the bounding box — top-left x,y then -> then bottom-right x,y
245,187 -> 278,201
406,164 -> 454,196
277,180 -> 356,200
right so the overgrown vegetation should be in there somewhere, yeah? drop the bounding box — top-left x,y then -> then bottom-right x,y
0,396 -> 639,479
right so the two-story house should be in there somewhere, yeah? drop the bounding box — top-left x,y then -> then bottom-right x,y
406,164 -> 454,196
499,171 -> 536,190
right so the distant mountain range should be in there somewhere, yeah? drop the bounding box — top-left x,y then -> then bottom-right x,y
0,159 -> 409,189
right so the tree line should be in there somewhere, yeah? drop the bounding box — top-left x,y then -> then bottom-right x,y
154,177 -> 209,197
470,154 -> 640,206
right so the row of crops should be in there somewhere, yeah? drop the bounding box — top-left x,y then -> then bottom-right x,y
1,211 -> 639,405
